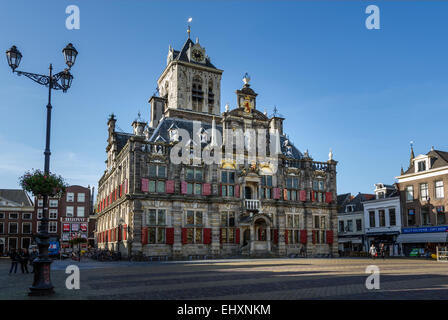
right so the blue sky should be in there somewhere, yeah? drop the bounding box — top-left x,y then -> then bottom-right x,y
1,0 -> 448,197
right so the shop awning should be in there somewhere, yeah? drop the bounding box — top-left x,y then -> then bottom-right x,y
396,232 -> 448,244
337,237 -> 363,244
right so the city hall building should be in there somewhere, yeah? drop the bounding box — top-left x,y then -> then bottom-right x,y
95,32 -> 338,259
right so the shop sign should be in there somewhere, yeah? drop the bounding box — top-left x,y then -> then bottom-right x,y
402,226 -> 448,234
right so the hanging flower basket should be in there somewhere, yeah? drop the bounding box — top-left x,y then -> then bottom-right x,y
19,169 -> 68,198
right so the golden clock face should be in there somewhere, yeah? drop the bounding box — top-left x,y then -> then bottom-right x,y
192,49 -> 204,62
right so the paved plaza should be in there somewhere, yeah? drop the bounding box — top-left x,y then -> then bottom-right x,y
1,257 -> 448,300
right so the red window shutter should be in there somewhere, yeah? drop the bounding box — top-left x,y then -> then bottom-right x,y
235,185 -> 240,198
118,227 -> 122,241
141,227 -> 148,245
124,179 -> 128,194
181,228 -> 188,244
119,184 -> 123,197
325,192 -> 333,203
219,183 -> 222,196
181,181 -> 187,194
203,228 -> 212,244
123,224 -> 127,241
166,180 -> 175,194
312,230 -> 316,244
283,188 -> 288,200
202,183 -> 211,196
235,228 -> 240,244
300,230 -> 307,244
326,230 -> 334,244
311,191 -> 316,202
274,229 -> 278,244
285,230 -> 289,244
273,188 -> 281,199
141,178 -> 149,192
166,227 -> 174,245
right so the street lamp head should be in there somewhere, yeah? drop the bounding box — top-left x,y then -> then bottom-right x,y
6,45 -> 22,72
60,69 -> 73,92
62,43 -> 78,68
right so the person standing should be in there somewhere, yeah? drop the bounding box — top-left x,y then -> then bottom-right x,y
19,249 -> 30,274
8,249 -> 19,274
380,243 -> 386,260
369,244 -> 377,259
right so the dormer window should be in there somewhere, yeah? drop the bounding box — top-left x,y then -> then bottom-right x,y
346,205 -> 355,213
417,161 -> 426,172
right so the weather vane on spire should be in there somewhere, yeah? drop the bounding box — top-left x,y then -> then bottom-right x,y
187,17 -> 193,39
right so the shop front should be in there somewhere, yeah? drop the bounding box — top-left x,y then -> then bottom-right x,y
397,226 -> 448,257
365,231 -> 402,256
338,236 -> 364,256
61,217 -> 89,253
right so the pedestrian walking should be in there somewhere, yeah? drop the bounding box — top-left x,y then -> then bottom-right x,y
19,249 -> 30,273
380,243 -> 386,260
29,248 -> 38,273
8,249 -> 19,274
369,244 -> 377,259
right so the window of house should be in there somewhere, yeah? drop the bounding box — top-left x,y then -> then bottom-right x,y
312,180 -> 325,203
49,221 -> 57,233
313,215 -> 326,244
406,186 -> 414,202
0,223 -> 4,234
437,206 -> 446,225
369,211 -> 376,228
339,221 -> 344,232
9,222 -> 18,234
38,199 -> 43,207
436,181 -> 444,199
346,220 -> 353,232
66,206 -> 74,217
389,208 -> 396,226
221,171 -> 236,197
9,213 -> 18,220
286,176 -> 299,201
408,209 -> 416,226
49,209 -> 58,220
186,167 -> 202,195
148,164 -> 167,191
220,211 -> 236,243
185,210 -> 204,244
77,207 -> 85,217
22,238 -> 31,250
22,222 -> 32,234
260,175 -> 273,199
22,213 -> 32,220
420,183 -> 429,201
356,219 -> 362,231
0,213 -> 4,219
77,193 -> 85,202
37,209 -> 43,220
421,207 -> 430,225
286,213 -> 301,244
66,193 -> 74,202
379,210 -> 386,227
49,199 -> 58,208
144,209 -> 167,244
417,161 -> 426,172
346,205 -> 355,213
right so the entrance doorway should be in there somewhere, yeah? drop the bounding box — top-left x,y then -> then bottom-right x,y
243,229 -> 250,246
245,187 -> 252,199
255,219 -> 267,241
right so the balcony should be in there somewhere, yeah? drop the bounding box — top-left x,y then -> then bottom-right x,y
245,199 -> 260,211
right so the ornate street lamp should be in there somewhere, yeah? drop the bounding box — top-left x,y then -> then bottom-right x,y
5,43 -> 78,296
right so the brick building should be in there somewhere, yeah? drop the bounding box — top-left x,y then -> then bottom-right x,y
35,185 -> 94,250
396,147 -> 448,255
0,189 -> 35,254
96,32 -> 339,259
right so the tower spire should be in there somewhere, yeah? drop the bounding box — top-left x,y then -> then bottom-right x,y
187,17 -> 192,39
410,140 -> 415,165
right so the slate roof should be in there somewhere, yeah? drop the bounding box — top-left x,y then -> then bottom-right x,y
115,132 -> 133,154
148,117 -> 303,159
404,149 -> 448,175
172,38 -> 218,69
0,189 -> 33,206
337,192 -> 375,213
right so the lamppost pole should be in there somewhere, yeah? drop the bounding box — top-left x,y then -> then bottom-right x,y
5,43 -> 78,296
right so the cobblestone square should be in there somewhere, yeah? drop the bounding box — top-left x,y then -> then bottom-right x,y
1,257 -> 448,300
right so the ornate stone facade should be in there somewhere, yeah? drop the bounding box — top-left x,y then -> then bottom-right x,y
95,34 -> 338,259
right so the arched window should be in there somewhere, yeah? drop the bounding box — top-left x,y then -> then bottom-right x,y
192,76 -> 203,112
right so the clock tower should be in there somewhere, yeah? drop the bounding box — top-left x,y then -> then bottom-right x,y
150,33 -> 223,127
